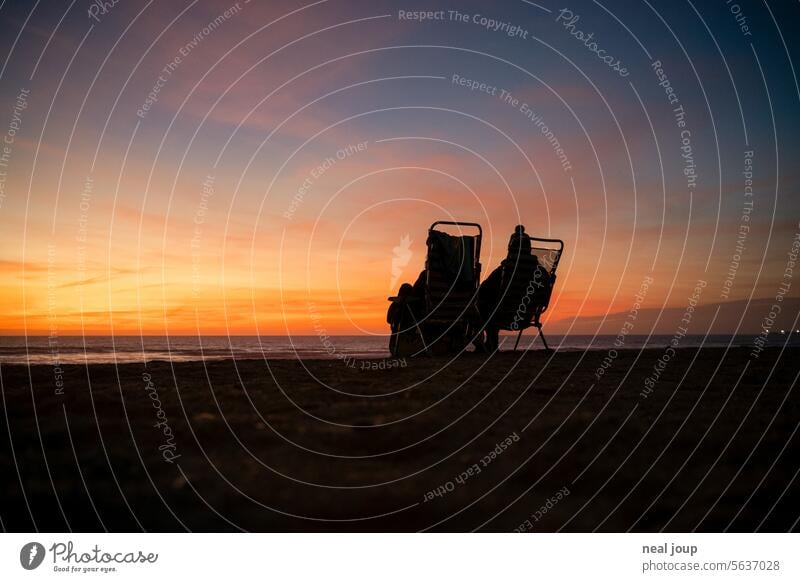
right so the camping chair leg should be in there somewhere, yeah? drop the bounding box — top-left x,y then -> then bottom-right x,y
536,324 -> 552,352
407,312 -> 432,357
514,329 -> 523,351
417,326 -> 432,356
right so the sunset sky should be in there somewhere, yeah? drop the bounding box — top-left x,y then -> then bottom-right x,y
0,0 -> 798,336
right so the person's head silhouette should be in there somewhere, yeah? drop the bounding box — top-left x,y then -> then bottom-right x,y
508,225 -> 531,255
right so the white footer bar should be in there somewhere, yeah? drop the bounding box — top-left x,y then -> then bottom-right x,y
1,533 -> 796,581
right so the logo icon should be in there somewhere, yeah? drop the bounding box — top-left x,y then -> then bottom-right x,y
20,542 -> 46,570
390,234 -> 413,291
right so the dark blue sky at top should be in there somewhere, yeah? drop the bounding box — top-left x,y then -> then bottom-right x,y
1,0 -> 798,270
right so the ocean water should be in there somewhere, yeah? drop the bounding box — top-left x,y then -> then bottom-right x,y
0,334 -> 798,365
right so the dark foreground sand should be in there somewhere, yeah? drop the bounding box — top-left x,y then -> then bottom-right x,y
1,347 -> 798,532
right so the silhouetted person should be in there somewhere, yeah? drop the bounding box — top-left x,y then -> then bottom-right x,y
478,264 -> 503,351
387,272 -> 428,356
477,225 -> 545,351
412,269 -> 426,299
387,283 -> 414,328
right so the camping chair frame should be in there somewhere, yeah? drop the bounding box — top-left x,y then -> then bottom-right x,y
423,221 -> 483,354
425,221 -> 483,318
388,221 -> 483,357
499,237 -> 564,352
386,295 -> 430,357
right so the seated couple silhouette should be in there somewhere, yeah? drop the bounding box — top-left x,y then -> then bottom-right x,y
387,224 -> 558,357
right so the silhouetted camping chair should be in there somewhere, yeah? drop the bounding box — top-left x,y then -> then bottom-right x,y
388,221 -> 483,357
489,237 -> 563,351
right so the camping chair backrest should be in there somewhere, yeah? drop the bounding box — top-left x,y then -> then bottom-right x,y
493,237 -> 563,331
530,240 -> 563,277
425,221 -> 482,324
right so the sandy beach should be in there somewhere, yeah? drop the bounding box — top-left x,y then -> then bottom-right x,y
1,347 -> 798,532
